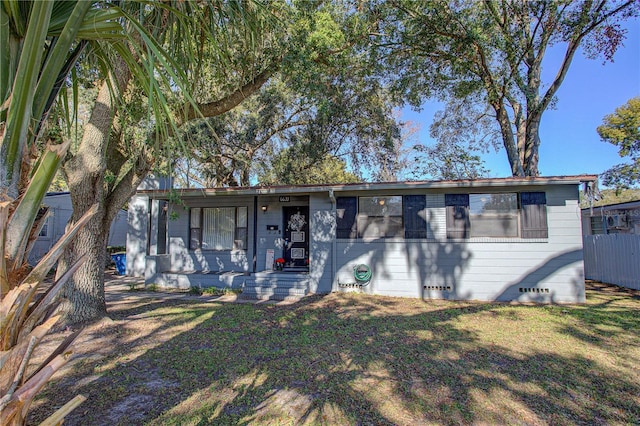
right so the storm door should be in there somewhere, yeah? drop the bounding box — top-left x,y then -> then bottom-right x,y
283,206 -> 309,268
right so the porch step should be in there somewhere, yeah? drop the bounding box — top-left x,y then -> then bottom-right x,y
241,274 -> 309,301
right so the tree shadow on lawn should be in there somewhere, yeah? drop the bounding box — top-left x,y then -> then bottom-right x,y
29,292 -> 640,426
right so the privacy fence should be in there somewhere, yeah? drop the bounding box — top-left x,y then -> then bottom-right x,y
583,234 -> 640,290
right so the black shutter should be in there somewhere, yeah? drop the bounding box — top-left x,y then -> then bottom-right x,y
336,197 -> 357,238
521,192 -> 548,238
445,194 -> 470,239
404,195 -> 427,238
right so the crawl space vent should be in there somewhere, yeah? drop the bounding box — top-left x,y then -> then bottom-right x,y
338,283 -> 364,289
519,287 -> 550,293
424,285 -> 452,291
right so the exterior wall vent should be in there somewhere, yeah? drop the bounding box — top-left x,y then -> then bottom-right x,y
338,283 -> 364,289
424,286 -> 452,291
519,287 -> 550,293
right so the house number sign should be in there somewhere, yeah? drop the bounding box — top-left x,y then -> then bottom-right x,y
279,196 -> 290,202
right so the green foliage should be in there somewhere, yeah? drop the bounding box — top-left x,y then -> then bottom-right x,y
188,286 -> 203,296
374,1 -> 639,177
412,97 -> 493,180
201,286 -> 242,296
598,97 -> 640,188
258,147 -> 360,185
177,3 -> 404,187
579,188 -> 640,208
413,141 -> 490,181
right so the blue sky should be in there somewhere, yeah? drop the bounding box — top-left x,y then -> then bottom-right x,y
402,17 -> 640,180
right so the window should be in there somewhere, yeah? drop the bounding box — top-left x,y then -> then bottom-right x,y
357,196 -> 403,238
445,194 -> 470,239
190,208 -> 201,249
37,207 -> 50,238
157,200 -> 168,254
336,197 -> 357,238
190,206 -> 247,250
38,222 -> 49,237
470,193 -> 519,237
337,196 -> 424,239
445,192 -> 547,239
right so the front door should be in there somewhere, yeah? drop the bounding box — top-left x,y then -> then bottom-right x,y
283,206 -> 309,268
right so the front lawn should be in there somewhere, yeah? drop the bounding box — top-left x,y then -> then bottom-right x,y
30,282 -> 640,425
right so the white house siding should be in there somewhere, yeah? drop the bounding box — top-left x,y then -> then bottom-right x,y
126,194 -> 149,277
335,185 -> 585,303
309,193 -> 334,294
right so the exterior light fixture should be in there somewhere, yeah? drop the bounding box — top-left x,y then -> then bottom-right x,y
261,205 -> 268,213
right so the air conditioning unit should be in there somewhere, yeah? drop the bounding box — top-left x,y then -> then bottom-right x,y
606,214 -> 628,228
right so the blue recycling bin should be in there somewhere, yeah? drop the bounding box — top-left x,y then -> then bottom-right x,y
111,253 -> 126,275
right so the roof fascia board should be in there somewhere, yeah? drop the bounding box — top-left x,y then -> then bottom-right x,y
138,175 -> 598,199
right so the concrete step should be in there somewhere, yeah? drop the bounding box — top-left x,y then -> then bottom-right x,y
241,275 -> 309,301
240,286 -> 308,301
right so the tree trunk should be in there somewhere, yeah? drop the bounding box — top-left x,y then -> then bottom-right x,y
55,60 -> 272,324
523,114 -> 541,176
56,50 -> 133,324
56,80 -> 114,324
494,101 -> 525,177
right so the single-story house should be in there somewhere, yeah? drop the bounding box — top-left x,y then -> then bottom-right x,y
29,192 -> 128,265
126,175 -> 596,303
581,199 -> 640,235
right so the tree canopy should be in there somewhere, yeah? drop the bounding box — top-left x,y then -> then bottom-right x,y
598,97 -> 640,188
176,3 -> 404,187
374,0 -> 639,177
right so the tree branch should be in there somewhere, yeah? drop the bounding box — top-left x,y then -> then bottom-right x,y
180,67 -> 275,124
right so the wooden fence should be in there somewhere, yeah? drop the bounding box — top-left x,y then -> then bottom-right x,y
583,234 -> 640,290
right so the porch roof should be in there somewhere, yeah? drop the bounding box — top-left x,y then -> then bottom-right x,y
138,174 -> 598,199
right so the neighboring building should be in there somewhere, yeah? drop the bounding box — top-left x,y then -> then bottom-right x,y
127,175 -> 596,303
29,192 -> 128,264
581,199 -> 640,236
582,199 -> 640,290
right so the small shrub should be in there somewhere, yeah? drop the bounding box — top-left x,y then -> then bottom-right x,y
188,286 -> 203,296
146,284 -> 159,292
127,283 -> 142,292
202,287 -> 242,296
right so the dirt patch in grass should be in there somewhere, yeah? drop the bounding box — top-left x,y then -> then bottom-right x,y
28,282 -> 640,425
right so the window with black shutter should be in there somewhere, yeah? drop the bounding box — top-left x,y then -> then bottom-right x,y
404,195 -> 427,238
520,192 -> 548,238
445,194 -> 470,239
336,197 -> 357,238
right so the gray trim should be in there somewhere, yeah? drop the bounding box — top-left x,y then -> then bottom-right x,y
138,175 -> 597,199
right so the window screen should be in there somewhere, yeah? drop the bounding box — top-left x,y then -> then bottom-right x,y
191,207 -> 247,250
336,197 -> 357,238
357,196 -> 403,238
445,194 -> 470,239
469,193 -> 519,238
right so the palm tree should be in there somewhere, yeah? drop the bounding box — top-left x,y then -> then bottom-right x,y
0,1 -> 268,423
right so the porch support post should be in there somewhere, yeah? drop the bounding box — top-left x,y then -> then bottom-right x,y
329,189 -> 337,291
252,195 -> 258,272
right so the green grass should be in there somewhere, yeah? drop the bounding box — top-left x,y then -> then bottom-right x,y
30,282 -> 640,425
